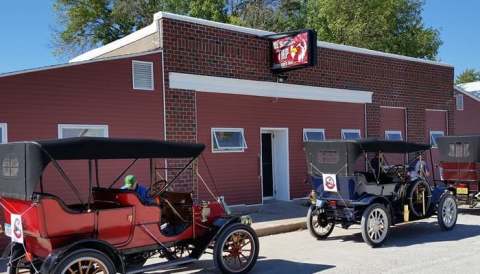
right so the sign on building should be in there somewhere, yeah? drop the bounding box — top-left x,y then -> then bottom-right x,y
270,30 -> 317,72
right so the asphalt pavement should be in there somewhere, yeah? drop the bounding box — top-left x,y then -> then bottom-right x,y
148,208 -> 480,274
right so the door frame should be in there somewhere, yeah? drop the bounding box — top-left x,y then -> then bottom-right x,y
260,127 -> 290,204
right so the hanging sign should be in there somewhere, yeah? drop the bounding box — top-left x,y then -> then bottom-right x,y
270,29 -> 317,72
10,214 -> 24,243
322,174 -> 338,192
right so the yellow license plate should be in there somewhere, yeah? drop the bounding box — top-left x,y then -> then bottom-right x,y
456,187 -> 469,195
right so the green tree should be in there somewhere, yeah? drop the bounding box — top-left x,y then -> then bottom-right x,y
456,69 -> 480,85
231,0 -> 441,60
53,0 -> 227,57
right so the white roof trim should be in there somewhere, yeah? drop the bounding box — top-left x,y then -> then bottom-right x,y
0,49 -> 163,79
69,23 -> 158,63
455,85 -> 480,102
156,12 -> 451,67
169,72 -> 372,104
69,11 -> 452,67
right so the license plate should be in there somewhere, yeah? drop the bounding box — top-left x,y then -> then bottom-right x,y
4,223 -> 11,238
457,187 -> 469,195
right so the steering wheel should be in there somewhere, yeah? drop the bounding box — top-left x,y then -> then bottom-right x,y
385,164 -> 406,181
150,179 -> 168,198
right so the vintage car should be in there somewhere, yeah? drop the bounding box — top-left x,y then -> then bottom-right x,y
0,137 -> 259,274
438,135 -> 480,207
304,139 -> 458,247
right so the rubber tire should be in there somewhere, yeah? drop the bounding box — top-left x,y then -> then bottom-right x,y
306,206 -> 334,240
437,193 -> 458,231
54,248 -> 116,274
360,203 -> 390,248
213,223 -> 259,274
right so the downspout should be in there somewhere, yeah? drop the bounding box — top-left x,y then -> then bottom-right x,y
158,18 -> 168,179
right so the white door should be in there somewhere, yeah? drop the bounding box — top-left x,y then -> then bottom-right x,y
261,128 -> 290,201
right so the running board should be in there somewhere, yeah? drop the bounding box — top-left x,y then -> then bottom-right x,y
126,257 -> 196,274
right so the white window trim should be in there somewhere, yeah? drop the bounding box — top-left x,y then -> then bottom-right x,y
341,129 -> 361,140
303,128 -> 326,141
430,130 -> 445,148
132,60 -> 154,91
58,124 -> 109,139
211,128 -> 247,153
385,130 -> 403,141
0,123 -> 7,143
456,94 -> 464,111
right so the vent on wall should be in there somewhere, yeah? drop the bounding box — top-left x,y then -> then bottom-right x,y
132,60 -> 154,90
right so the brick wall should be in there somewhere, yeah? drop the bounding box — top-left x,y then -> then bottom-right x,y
160,17 -> 454,199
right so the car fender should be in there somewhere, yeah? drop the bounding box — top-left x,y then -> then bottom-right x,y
355,195 -> 395,224
190,216 -> 242,259
40,239 -> 125,274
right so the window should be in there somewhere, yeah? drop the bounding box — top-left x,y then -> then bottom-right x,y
456,94 -> 464,111
448,143 -> 471,158
303,128 -> 326,141
58,124 -> 109,139
0,123 -> 7,144
430,130 -> 444,148
132,60 -> 154,90
341,129 -> 361,140
211,128 -> 247,152
385,130 -> 403,141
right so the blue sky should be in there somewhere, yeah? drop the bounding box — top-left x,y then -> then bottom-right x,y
0,1 -> 478,77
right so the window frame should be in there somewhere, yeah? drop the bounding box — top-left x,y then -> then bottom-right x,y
58,124 -> 109,139
429,130 -> 445,148
0,123 -> 7,144
211,128 -> 247,153
341,129 -> 361,140
132,60 -> 154,91
455,94 -> 464,111
385,130 -> 403,141
303,128 -> 326,142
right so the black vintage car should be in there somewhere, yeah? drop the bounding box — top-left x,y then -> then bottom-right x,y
304,139 -> 458,247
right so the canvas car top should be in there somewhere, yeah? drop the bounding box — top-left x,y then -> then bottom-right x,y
437,135 -> 480,163
304,139 -> 430,176
0,137 -> 205,200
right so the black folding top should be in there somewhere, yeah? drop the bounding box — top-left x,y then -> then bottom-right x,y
0,137 -> 205,200
356,139 -> 431,153
36,137 -> 205,160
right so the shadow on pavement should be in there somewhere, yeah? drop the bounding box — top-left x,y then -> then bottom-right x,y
323,221 -> 480,247
148,258 -> 334,274
459,207 -> 480,216
231,200 -> 309,224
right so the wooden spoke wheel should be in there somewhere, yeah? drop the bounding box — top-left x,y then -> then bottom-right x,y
55,249 -> 115,274
361,203 -> 390,247
214,223 -> 259,274
307,206 -> 334,240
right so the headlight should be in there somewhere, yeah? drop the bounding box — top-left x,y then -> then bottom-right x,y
309,190 -> 317,205
240,215 -> 252,226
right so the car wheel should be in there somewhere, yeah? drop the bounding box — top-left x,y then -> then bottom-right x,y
54,248 -> 116,274
361,203 -> 390,248
213,223 -> 259,274
306,206 -> 334,240
438,193 -> 458,231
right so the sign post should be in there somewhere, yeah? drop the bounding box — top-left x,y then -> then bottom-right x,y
10,214 -> 24,243
322,174 -> 338,192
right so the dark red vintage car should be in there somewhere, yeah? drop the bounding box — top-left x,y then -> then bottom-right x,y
438,135 -> 480,207
0,137 -> 259,274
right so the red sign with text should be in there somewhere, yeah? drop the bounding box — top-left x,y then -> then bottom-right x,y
271,30 -> 316,71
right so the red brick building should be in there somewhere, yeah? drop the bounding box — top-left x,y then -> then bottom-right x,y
454,82 -> 480,135
0,12 -> 454,208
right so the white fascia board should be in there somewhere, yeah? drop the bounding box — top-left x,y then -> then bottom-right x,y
69,23 -> 158,63
155,12 -> 452,68
169,72 -> 372,104
455,85 -> 480,102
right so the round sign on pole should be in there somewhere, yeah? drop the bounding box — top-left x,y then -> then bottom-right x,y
322,174 -> 338,192
10,214 -> 23,243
